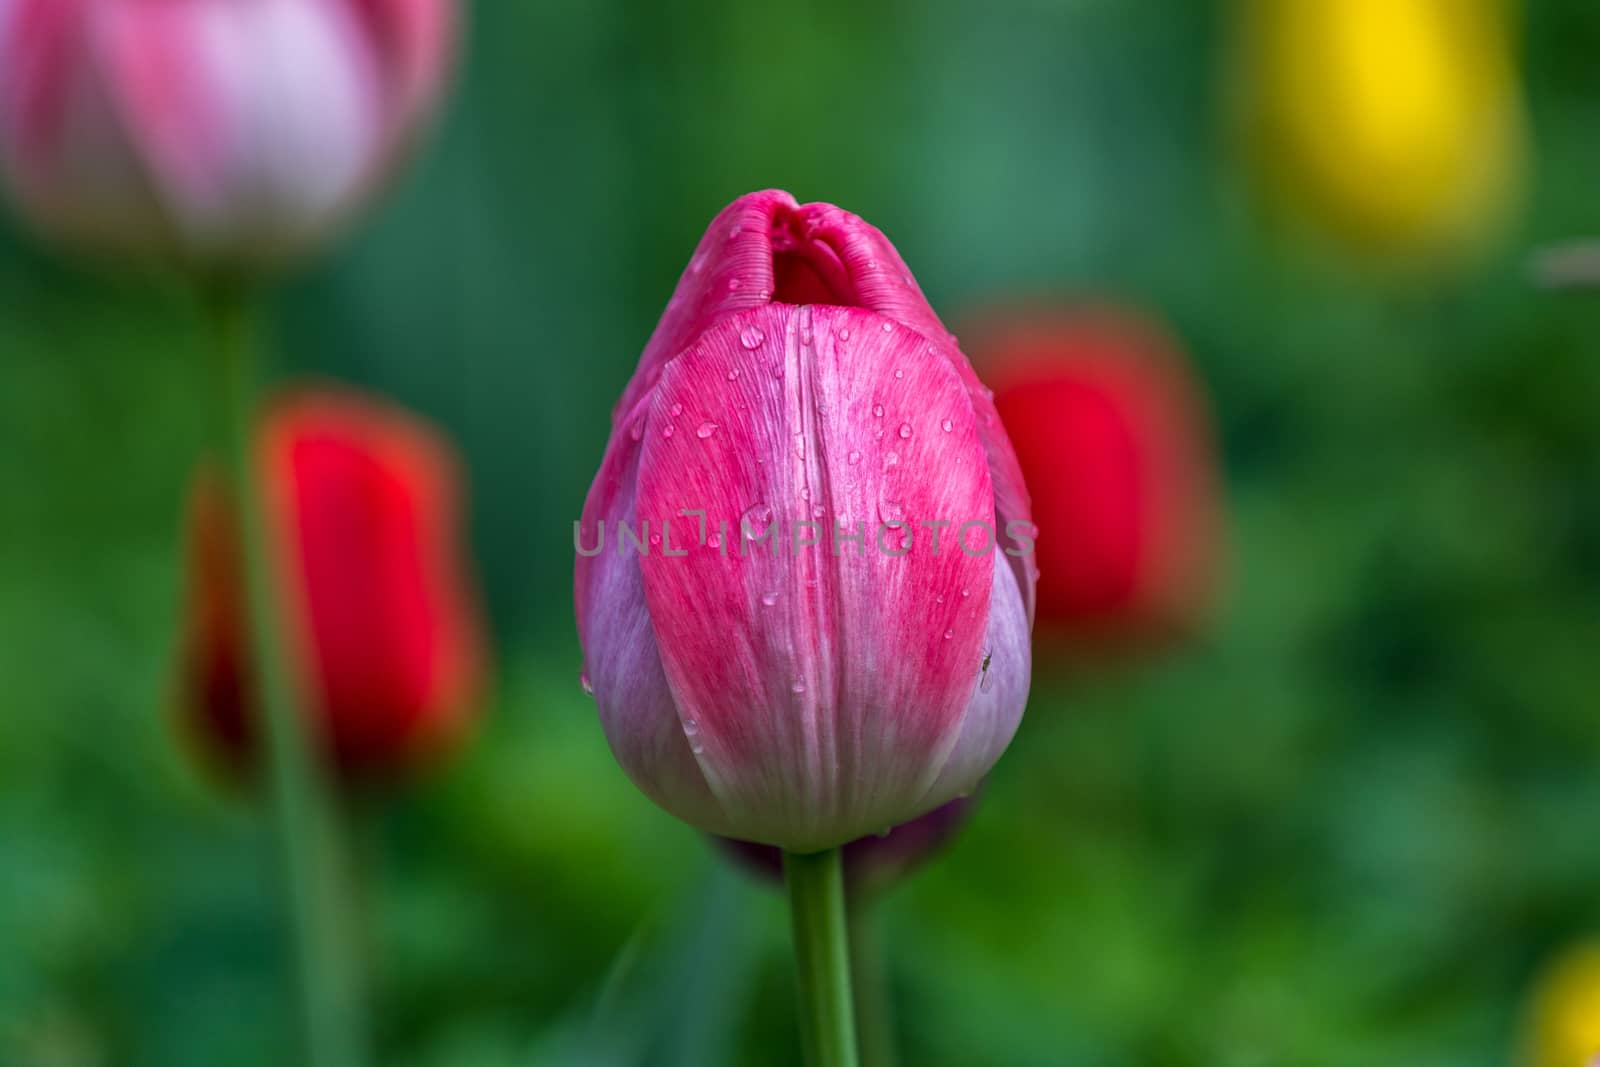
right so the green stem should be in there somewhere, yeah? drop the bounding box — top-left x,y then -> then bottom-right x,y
783,849 -> 859,1067
206,284 -> 366,1067
847,905 -> 898,1067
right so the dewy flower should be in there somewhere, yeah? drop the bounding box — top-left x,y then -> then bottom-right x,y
972,303 -> 1222,646
0,0 -> 454,264
181,386 -> 484,780
716,797 -> 974,900
575,190 -> 1036,853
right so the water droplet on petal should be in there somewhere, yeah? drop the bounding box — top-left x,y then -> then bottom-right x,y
727,277 -> 742,291
696,421 -> 719,439
873,404 -> 885,418
708,531 -> 722,549
898,423 -> 912,439
727,368 -> 740,381
881,321 -> 894,334
894,368 -> 905,379
935,594 -> 945,604
847,450 -> 861,465
944,629 -> 954,640
670,403 -> 683,417
579,671 -> 594,696
740,325 -> 766,350
740,503 -> 775,539
761,591 -> 780,607
838,327 -> 851,342
961,588 -> 971,599
941,418 -> 953,433
683,717 -> 699,736
812,504 -> 825,520
884,451 -> 899,470
662,424 -> 676,439
791,680 -> 807,694
629,420 -> 644,442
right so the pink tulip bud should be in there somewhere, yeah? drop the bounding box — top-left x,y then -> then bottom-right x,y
575,191 -> 1036,853
0,0 -> 454,265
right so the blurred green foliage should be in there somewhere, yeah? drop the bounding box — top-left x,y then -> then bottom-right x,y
3,2 -> 1600,1065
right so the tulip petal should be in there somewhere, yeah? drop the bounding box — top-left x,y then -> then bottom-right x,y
613,189 -> 800,422
0,0 -> 81,182
783,201 -> 1037,622
263,392 -> 483,770
783,201 -> 949,347
96,0 -> 383,259
576,401 -> 729,834
633,304 -> 997,851
0,0 -> 174,249
921,539 -> 1031,802
345,0 -> 456,131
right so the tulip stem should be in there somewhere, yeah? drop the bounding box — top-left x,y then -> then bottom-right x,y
784,848 -> 860,1067
206,283 -> 366,1067
847,905 -> 898,1067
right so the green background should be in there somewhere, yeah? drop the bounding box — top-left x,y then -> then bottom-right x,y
3,2 -> 1600,1064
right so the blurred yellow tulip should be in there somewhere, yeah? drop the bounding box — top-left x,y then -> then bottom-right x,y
1239,0 -> 1526,263
1521,942 -> 1600,1067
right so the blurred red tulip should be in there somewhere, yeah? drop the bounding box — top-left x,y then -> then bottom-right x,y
716,797 -> 975,900
972,305 -> 1223,649
0,0 -> 455,264
181,387 -> 484,781
576,190 -> 1036,852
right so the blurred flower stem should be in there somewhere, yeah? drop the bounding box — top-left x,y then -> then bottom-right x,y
847,905 -> 897,1067
205,283 -> 367,1067
784,849 -> 859,1067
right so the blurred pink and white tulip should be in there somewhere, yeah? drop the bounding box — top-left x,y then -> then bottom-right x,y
575,190 -> 1036,853
0,0 -> 454,264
